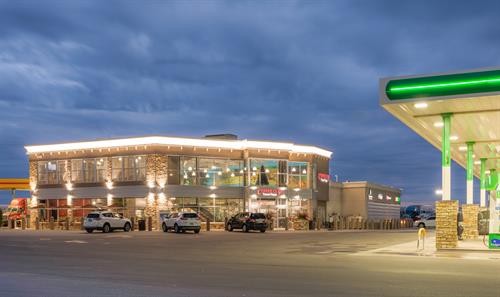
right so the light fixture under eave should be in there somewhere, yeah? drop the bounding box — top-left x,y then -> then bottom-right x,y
414,102 -> 428,109
450,135 -> 459,141
474,161 -> 481,165
458,146 -> 467,151
433,122 -> 444,128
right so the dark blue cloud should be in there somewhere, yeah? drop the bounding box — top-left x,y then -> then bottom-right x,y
0,0 -> 498,204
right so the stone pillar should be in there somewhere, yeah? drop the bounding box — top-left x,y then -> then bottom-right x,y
29,161 -> 39,229
435,200 -> 459,249
462,204 -> 479,240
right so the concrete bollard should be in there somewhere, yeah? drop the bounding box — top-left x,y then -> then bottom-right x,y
35,217 -> 40,230
206,219 -> 210,231
21,218 -> 26,230
80,217 -> 85,230
130,217 -> 135,231
285,217 -> 289,231
65,219 -> 69,230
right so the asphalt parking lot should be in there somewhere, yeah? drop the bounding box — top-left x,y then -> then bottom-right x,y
1,229 -> 500,297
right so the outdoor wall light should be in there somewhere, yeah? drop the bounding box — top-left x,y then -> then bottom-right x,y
433,122 -> 444,128
450,135 -> 459,141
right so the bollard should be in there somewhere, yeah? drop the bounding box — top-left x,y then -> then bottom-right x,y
147,216 -> 153,231
35,217 -> 40,230
21,218 -> 26,230
65,219 -> 69,230
206,219 -> 210,231
80,217 -> 84,230
285,217 -> 289,231
224,217 -> 228,231
131,217 -> 135,231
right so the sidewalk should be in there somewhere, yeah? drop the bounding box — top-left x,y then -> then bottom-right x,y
356,231 -> 500,260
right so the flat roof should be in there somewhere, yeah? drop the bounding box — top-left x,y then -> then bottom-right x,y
380,66 -> 500,176
25,135 -> 332,158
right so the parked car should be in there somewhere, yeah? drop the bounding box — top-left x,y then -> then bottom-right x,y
227,212 -> 267,232
84,211 -> 132,233
414,216 -> 435,229
162,212 -> 201,233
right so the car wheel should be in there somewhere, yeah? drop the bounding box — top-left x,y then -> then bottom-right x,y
418,223 -> 425,229
85,228 -> 93,233
242,224 -> 249,232
227,223 -> 233,232
124,223 -> 131,232
260,229 -> 266,233
102,223 -> 111,233
174,224 -> 181,233
162,223 -> 168,233
194,229 -> 200,234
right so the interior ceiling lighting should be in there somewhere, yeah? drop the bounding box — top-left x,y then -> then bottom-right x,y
433,122 -> 444,128
25,136 -> 332,158
450,135 -> 459,141
386,69 -> 500,100
413,102 -> 428,109
458,146 -> 467,151
474,161 -> 481,165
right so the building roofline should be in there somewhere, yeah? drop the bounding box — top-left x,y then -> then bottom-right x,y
25,135 -> 332,158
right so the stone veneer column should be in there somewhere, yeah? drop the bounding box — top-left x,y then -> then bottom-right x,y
29,161 -> 38,228
435,200 -> 459,249
461,204 -> 479,240
145,155 -> 159,230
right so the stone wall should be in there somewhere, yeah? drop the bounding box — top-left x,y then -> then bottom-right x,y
144,154 -> 169,230
435,200 -> 458,249
462,204 -> 479,240
29,161 -> 38,227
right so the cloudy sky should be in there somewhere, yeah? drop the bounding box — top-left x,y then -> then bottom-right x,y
1,0 -> 499,204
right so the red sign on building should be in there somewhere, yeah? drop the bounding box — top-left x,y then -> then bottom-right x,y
257,188 -> 284,197
318,173 -> 330,183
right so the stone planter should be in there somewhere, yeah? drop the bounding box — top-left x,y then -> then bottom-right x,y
292,220 -> 308,230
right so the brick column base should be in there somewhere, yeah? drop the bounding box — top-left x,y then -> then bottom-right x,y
436,200 -> 458,249
462,204 -> 479,240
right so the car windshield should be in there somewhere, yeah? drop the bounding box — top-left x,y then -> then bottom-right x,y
87,213 -> 100,218
251,213 -> 266,219
183,213 -> 198,218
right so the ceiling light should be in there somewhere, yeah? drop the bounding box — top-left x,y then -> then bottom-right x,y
458,146 -> 467,151
435,189 -> 443,195
433,122 -> 444,128
414,102 -> 428,109
450,135 -> 458,141
474,161 -> 481,165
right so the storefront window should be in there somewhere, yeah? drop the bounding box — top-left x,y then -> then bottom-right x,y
167,156 -> 180,185
250,159 -> 285,186
38,160 -> 65,185
288,161 -> 309,189
71,158 -> 107,183
180,157 -> 197,185
198,158 -> 244,187
170,197 -> 243,222
111,155 -> 146,182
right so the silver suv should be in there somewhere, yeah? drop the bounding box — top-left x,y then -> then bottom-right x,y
84,211 -> 132,233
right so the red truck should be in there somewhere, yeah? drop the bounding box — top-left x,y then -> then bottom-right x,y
2,198 -> 27,226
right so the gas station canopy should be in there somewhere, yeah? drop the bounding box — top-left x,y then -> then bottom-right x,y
380,68 -> 500,178
0,178 -> 30,191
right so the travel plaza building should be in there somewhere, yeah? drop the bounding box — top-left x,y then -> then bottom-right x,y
380,67 -> 500,249
24,134 -> 401,231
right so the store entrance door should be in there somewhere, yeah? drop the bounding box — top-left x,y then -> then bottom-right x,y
276,197 -> 288,229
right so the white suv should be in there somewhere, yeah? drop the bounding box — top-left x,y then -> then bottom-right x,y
162,212 -> 201,233
84,211 -> 132,233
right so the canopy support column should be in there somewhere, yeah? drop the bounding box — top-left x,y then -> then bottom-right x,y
480,158 -> 487,207
442,113 -> 452,201
466,142 -> 474,204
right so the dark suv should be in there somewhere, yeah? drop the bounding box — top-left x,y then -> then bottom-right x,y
227,212 -> 267,233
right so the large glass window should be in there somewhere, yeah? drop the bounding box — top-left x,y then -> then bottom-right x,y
111,155 -> 146,182
167,156 -> 180,185
71,158 -> 107,183
180,157 -> 197,185
171,197 -> 243,222
249,159 -> 285,187
288,161 -> 309,189
198,158 -> 244,187
38,160 -> 65,185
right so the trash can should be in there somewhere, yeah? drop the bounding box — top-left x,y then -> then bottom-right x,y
138,219 -> 146,231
